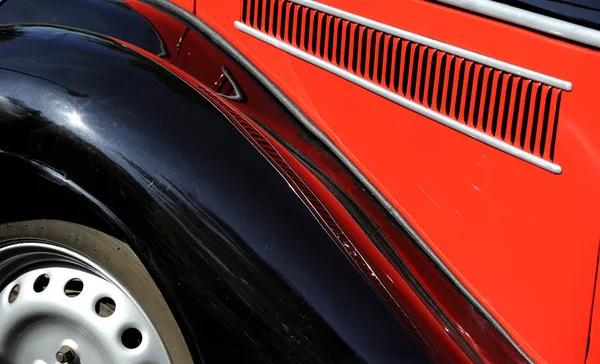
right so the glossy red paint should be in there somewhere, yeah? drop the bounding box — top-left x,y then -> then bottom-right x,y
125,0 -> 187,59
193,0 -> 600,362
586,250 -> 600,364
585,250 -> 600,364
169,0 -> 194,13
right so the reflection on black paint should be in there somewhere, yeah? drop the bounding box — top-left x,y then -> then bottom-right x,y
492,0 -> 600,30
0,25 -> 426,363
0,0 -> 166,55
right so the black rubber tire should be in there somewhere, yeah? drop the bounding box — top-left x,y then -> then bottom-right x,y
0,219 -> 193,364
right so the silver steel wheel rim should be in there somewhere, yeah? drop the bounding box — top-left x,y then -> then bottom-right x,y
0,241 -> 172,364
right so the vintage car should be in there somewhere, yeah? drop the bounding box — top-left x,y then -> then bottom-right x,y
0,0 -> 597,363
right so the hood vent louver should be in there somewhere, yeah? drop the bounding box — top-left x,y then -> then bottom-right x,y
239,0 -> 567,172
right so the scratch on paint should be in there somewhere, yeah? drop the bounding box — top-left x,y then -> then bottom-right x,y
435,191 -> 448,203
418,185 -> 440,208
466,180 -> 491,201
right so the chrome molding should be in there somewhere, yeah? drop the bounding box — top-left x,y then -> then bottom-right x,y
235,22 -> 563,174
287,0 -> 572,91
438,0 -> 600,49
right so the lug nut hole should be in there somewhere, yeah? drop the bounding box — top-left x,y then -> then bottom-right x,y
8,284 -> 19,303
64,278 -> 83,297
95,296 -> 116,317
121,328 -> 142,349
33,274 -> 49,292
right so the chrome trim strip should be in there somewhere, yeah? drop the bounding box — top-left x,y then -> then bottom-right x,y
287,0 -> 572,91
235,22 -> 562,174
438,0 -> 600,50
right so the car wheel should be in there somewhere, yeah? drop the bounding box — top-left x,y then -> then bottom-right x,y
0,219 -> 193,364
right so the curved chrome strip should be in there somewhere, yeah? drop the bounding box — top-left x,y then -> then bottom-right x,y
138,0 -> 534,360
438,0 -> 600,50
288,0 -> 572,91
235,22 -> 562,174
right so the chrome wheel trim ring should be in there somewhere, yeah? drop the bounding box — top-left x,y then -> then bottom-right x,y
0,241 -> 171,364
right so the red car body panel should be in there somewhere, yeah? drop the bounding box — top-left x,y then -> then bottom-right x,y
121,0 -> 600,361
587,262 -> 600,364
141,0 -> 600,362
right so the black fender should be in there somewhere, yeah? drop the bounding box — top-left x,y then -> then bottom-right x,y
0,0 -> 167,56
0,25 -> 425,363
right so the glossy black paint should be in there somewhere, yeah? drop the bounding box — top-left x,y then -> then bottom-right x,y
0,0 -> 166,55
0,25 -> 426,363
493,0 -> 600,31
